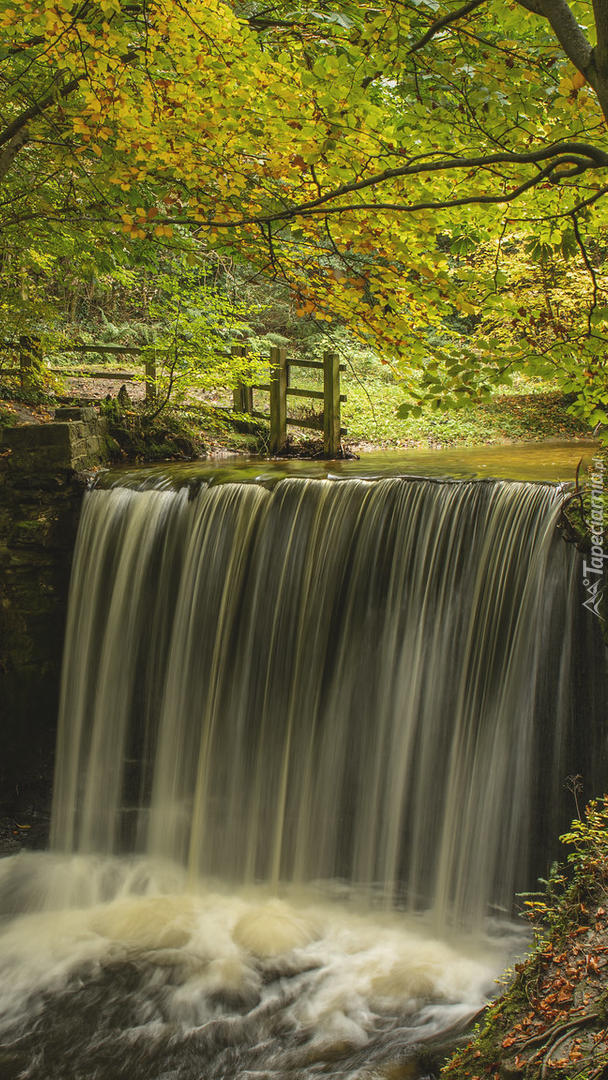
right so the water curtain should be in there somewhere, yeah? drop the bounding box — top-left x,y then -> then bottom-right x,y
51,476 -> 603,925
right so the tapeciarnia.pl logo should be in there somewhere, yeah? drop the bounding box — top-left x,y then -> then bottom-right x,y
582,456 -> 606,619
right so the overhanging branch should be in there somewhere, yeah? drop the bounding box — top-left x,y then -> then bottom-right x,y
593,0 -> 608,75
0,77 -> 80,151
0,127 -> 29,182
536,0 -> 593,75
409,0 -> 487,53
202,161 -> 596,225
194,142 -> 608,228
0,49 -> 137,154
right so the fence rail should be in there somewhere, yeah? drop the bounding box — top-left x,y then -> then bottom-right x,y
234,346 -> 346,456
0,336 -> 158,404
1,337 -> 347,457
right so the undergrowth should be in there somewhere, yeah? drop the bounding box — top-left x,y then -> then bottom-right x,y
99,396 -> 268,462
441,799 -> 608,1080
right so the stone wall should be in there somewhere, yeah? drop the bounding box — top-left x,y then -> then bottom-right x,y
0,406 -> 111,478
0,408 -> 112,820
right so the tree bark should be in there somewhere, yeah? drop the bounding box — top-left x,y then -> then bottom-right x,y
0,127 -> 29,183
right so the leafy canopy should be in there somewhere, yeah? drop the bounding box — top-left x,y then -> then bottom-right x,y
1,0 -> 608,423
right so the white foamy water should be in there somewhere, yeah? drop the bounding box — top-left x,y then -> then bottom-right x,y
0,853 -> 523,1079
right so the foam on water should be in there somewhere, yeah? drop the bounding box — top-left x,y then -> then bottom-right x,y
0,853 -> 522,1078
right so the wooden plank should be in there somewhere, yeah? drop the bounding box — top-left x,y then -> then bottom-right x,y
287,387 -> 347,402
323,350 -> 341,458
50,343 -> 233,358
269,345 -> 287,453
222,381 -> 346,400
66,344 -> 144,355
287,387 -> 325,401
288,358 -> 346,372
287,358 -> 323,370
47,368 -> 140,379
5,341 -> 232,359
287,415 -> 323,431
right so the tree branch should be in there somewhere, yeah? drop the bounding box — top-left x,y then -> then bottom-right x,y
536,0 -> 593,74
516,0 -> 547,15
409,0 -> 487,53
0,77 -> 80,151
0,127 -> 29,182
123,156 -> 607,233
571,212 -> 599,330
199,141 -> 608,227
516,0 -> 608,118
592,0 -> 608,76
243,161 -> 583,219
0,47 -> 136,154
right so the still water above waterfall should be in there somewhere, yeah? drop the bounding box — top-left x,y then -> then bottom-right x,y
0,471 -> 605,1079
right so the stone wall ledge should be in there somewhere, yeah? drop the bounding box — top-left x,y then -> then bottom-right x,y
0,408 -> 111,475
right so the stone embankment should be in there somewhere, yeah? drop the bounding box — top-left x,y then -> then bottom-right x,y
0,407 -> 113,833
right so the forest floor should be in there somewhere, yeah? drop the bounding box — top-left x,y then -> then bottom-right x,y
0,372 -> 592,461
441,803 -> 608,1080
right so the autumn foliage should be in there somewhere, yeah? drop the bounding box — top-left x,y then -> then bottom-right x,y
442,799 -> 608,1080
1,0 -> 608,423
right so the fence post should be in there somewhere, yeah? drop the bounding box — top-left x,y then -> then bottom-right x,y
145,355 -> 157,404
269,345 -> 287,453
19,335 -> 42,390
231,345 -> 253,413
323,350 -> 341,458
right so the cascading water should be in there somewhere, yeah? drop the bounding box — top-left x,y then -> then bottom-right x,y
0,472 -> 605,1080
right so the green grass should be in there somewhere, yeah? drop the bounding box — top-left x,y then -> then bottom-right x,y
284,360 -> 590,448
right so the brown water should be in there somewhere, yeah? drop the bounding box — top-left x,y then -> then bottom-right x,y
100,438 -> 598,491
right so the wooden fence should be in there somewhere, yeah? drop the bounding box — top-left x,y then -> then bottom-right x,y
2,336 -> 157,403
2,337 -> 347,457
233,345 -> 346,457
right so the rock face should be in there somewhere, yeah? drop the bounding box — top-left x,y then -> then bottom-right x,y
0,408 -> 112,825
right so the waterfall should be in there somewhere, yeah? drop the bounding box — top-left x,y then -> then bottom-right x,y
2,470 -> 606,1080
50,475 -> 604,925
